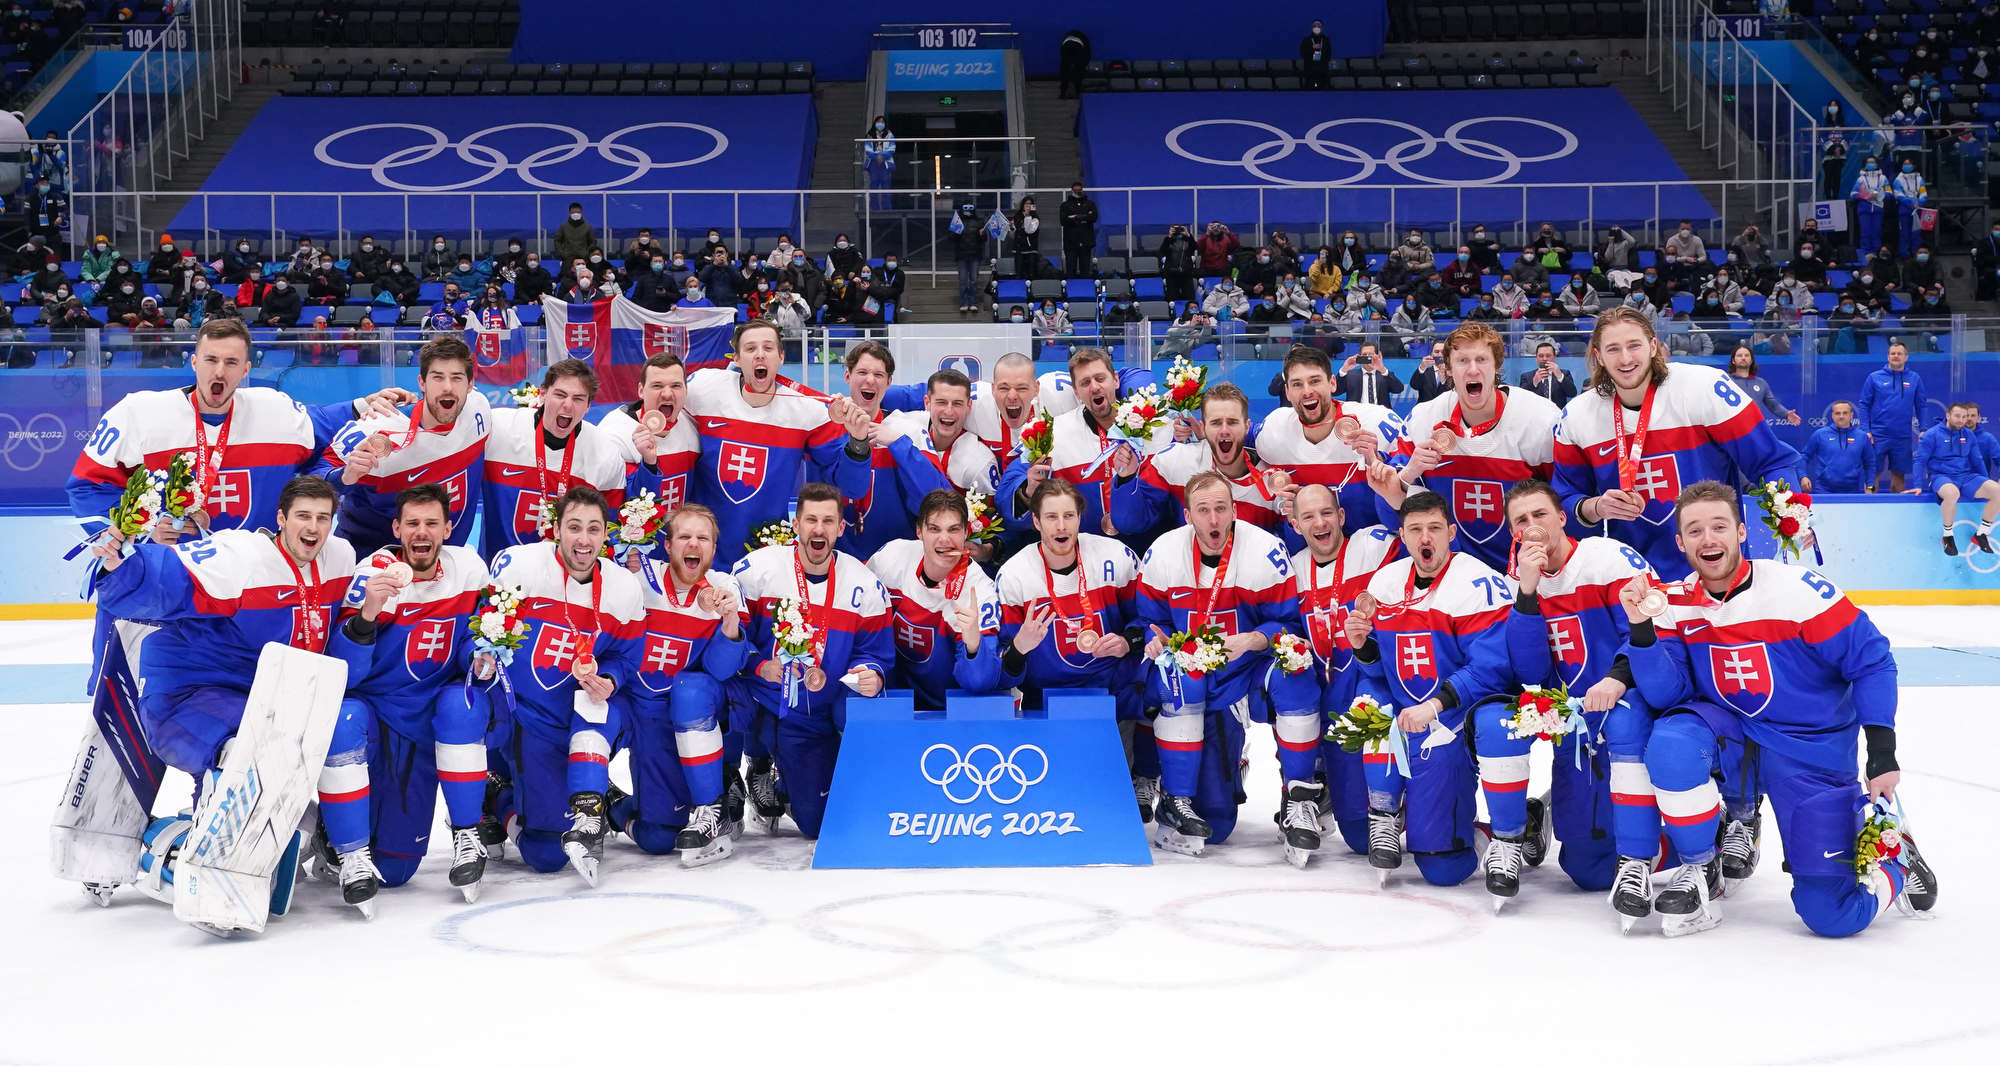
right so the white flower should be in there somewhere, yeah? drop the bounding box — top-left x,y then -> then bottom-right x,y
479,614 -> 506,641
1880,827 -> 1903,850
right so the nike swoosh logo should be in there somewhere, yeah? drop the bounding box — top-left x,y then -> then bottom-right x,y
499,467 -> 526,478
276,589 -> 296,601
1594,442 -> 1618,457
1170,590 -> 1195,601
704,419 -> 729,430
1823,850 -> 1844,859
1681,622 -> 1708,633
408,465 -> 432,479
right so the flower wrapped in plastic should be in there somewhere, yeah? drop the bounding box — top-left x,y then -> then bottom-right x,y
533,498 -> 560,542
508,381 -> 543,409
1272,631 -> 1313,675
466,581 -> 531,706
1163,354 -> 1207,417
68,452 -> 207,582
1853,799 -> 1905,882
1156,623 -> 1227,680
771,596 -> 817,709
746,518 -> 795,554
1503,684 -> 1598,769
1084,386 -> 1169,476
1746,478 -> 1815,561
612,489 -> 666,558
1016,407 -> 1054,466
964,489 -> 1003,545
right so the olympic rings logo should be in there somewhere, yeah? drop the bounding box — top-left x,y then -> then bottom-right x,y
920,742 -> 1048,805
1,412 -> 68,471
313,122 -> 731,192
1165,116 -> 1580,187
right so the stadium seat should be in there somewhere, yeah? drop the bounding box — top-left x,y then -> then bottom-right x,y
1065,279 -> 1097,301
1127,256 -> 1161,277
1028,279 -> 1064,302
1096,256 -> 1127,278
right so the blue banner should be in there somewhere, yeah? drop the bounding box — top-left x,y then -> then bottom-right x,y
885,49 -> 1005,92
813,692 -> 1154,869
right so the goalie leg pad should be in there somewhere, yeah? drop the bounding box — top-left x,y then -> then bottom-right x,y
173,646 -> 348,935
49,721 -> 155,886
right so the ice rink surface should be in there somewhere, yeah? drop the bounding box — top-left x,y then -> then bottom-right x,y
2,613 -> 1996,1065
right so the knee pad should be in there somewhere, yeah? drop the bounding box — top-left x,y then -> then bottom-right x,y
670,673 -> 725,730
1643,713 -> 1715,791
515,829 -> 570,874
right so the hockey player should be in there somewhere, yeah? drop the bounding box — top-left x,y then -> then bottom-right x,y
1620,480 -> 1937,937
1378,322 -> 1561,572
1913,401 -> 2000,555
682,320 -> 873,568
473,486 -> 644,886
848,368 -> 1001,557
596,351 -> 700,512
732,482 -> 894,840
1249,345 -> 1406,534
616,504 -> 749,865
478,357 -> 628,560
1799,400 -> 1878,495
316,336 -> 491,555
996,479 -> 1153,817
869,490 -> 1003,708
1479,480 -> 1658,916
88,475 -> 361,929
1111,383 -> 1291,538
971,351 -> 1048,471
997,347 -> 1175,541
1347,491 -> 1513,887
1553,306 -> 1801,579
1286,482 -> 1401,858
318,483 -> 488,911
1135,472 -> 1306,855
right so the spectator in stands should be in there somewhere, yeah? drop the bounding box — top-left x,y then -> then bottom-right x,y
1826,296 -> 1874,354
23,257 -> 66,304
1331,230 -> 1368,276
1529,223 -> 1572,271
1240,246 -> 1280,296
1842,260 -> 1891,309
744,272 -> 779,321
143,235 -> 181,285
1198,221 -> 1238,277
447,254 -> 488,294
698,247 -> 740,306
376,258 -> 418,306
1413,271 -> 1458,318
1267,230 -> 1302,278
53,296 -> 98,335
559,267 -> 604,304
1973,43 -> 2000,81
630,252 -> 674,311
1300,19 -> 1332,89
1337,346 -> 1401,405
28,127 -> 67,191
1690,289 -> 1730,322
1391,229 -> 1435,274
834,272 -> 882,325
1665,312 -> 1712,358
0,304 -> 28,369
167,251 -> 208,305
1520,341 -> 1577,407
1817,131 -> 1848,202
1466,293 -> 1503,323
347,234 -> 387,284
1891,161 -> 1929,258
1559,274 -> 1601,319
74,235 -> 115,286
1104,300 -> 1146,331
1727,346 -> 1801,427
1348,267 -> 1387,314
1373,254 -> 1412,298
485,237 -> 524,278
786,253 -> 829,314
415,235 -> 450,281
1698,267 -> 1744,316
20,174 -> 64,247
1633,264 -> 1670,310
1508,247 -> 1547,293
1387,298 -> 1433,359
1031,298 -> 1072,345
1491,273 -> 1527,318
828,233 -> 864,279
874,255 -> 906,308
1727,224 -> 1775,291
1321,296 -> 1361,340
1856,25 -> 1891,72
1275,275 -> 1312,319
1464,224 -> 1500,274
261,274 -> 303,328
679,274 -> 712,308
509,252 -> 551,306
554,204 -> 597,266
175,277 -> 223,328
1523,288 -> 1562,325
126,295 -> 169,332
861,115 -> 897,209
947,204 -> 990,314
1587,229 -> 1632,281
740,252 -> 778,295
1771,268 -> 1811,311
1246,293 -> 1289,341
427,283 -> 470,329
1059,182 -> 1098,277
1158,224 -> 1198,303
1906,285 -> 1953,350
309,259 -> 348,306
100,274 -> 140,319
1903,245 -> 1940,293
620,229 -> 657,278
1791,241 -> 1828,288
1306,244 -> 1343,299
286,238 -> 318,280
1408,348 -> 1449,403
1202,275 -> 1249,320
1440,248 -> 1479,298
768,281 -> 811,338
695,228 -> 724,260
217,237 -> 258,283
1158,306 -> 1214,361
1005,304 -> 1027,325
1662,220 -> 1708,288
1886,96 -> 1929,170
1009,197 -> 1044,274
1617,289 -> 1658,325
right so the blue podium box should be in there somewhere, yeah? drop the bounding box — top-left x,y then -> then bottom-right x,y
811,689 -> 1154,869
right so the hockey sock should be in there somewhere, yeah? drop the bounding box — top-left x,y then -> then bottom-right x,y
435,740 -> 489,829
1478,750 -> 1532,838
1272,711 -> 1321,784
674,724 -> 726,805
1153,711 -> 1204,798
567,728 -> 612,796
1608,756 -> 1662,860
317,758 -> 372,855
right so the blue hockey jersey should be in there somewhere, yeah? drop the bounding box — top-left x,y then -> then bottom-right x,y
328,545 -> 486,741
484,542 -> 646,739
1134,521 -> 1302,712
731,544 -> 894,719
1354,551 -> 1514,720
867,538 -> 1003,708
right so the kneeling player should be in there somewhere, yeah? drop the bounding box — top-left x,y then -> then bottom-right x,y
1286,483 -> 1402,860
733,482 -> 893,840
1914,401 -> 1999,555
1480,480 -> 1658,917
1348,492 -> 1512,887
615,504 -> 749,865
869,490 -> 1003,708
319,484 -> 489,910
997,479 -> 1152,817
1136,472 -> 1306,855
1622,481 -> 1938,936
91,475 -> 359,934
467,487 -> 643,885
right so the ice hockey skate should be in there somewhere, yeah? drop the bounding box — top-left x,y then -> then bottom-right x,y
1153,793 -> 1211,856
1656,859 -> 1721,938
562,791 -> 607,887
1278,780 -> 1322,869
675,802 -> 734,868
447,825 -> 485,903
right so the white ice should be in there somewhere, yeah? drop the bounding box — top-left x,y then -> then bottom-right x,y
2,613 -> 1997,1065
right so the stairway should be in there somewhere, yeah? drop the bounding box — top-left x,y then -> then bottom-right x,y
1020,79 -> 1080,190
137,82 -> 285,241
803,80 -> 866,250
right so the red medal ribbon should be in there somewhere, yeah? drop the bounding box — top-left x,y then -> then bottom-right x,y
1609,384 -> 1658,495
187,388 -> 233,510
1446,385 -> 1508,439
553,543 -> 603,663
533,412 -> 579,517
1189,532 -> 1234,631
1040,546 -> 1097,638
1686,561 -> 1752,610
1373,555 -> 1454,618
278,548 -> 324,652
1304,540 -> 1346,658
793,548 -> 837,662
666,572 -> 709,611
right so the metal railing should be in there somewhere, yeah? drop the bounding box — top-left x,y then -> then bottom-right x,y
64,178 -> 1801,284
852,134 -> 1037,193
1645,0 -> 1818,250
63,1 -> 240,241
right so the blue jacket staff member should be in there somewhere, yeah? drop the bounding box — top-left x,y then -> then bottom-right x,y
1799,400 -> 1878,494
1853,341 -> 1928,493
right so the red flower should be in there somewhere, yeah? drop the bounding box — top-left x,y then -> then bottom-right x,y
1777,515 -> 1801,536
1793,492 -> 1813,508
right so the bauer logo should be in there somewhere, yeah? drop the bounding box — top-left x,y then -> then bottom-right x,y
813,692 -> 1152,869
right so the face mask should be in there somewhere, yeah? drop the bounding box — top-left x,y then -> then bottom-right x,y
747,260 -> 760,270
885,260 -> 898,269
1644,274 -> 1657,283
1311,24 -> 1322,33
236,243 -> 250,253
1343,237 -> 1354,246
1842,304 -> 1855,312
162,244 -> 174,253
687,287 -> 702,300
860,272 -> 871,281
120,286 -> 133,294
875,123 -> 885,132
193,282 -> 206,291
1011,314 -> 1024,322
459,262 -> 473,272
836,240 -> 849,249
94,242 -> 106,252
1500,280 -> 1513,289
1727,252 -> 1738,261
509,243 -> 522,252
1473,230 -> 1486,238
1778,297 -> 1792,306
1903,164 -> 1915,173
1259,255 -> 1270,264
1480,300 -> 1492,308
391,265 -> 403,273
1572,278 -> 1584,288
1456,253 -> 1469,263
707,233 -> 719,242
274,280 -> 288,290
570,212 -> 583,221
35,184 -> 47,194
1861,274 -> 1873,283
652,261 -> 664,272
1919,254 -> 1931,263
526,259 -> 539,269
1801,250 -> 1814,259
1332,303 -> 1346,313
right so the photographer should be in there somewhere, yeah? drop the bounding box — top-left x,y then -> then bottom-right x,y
1335,345 -> 1403,406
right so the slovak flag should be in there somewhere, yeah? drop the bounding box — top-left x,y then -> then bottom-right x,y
465,312 -> 529,387
540,295 -> 738,404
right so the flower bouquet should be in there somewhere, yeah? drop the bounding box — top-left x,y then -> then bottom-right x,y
771,596 -> 817,708
1016,407 -> 1054,466
1163,355 -> 1207,417
1326,693 -> 1394,754
1746,479 -> 1815,561
1156,622 -> 1227,679
69,452 -> 206,581
746,517 -> 795,554
1084,386 -> 1169,476
612,489 -> 667,558
467,581 -> 530,697
1853,800 -> 1905,882
1502,685 -> 1579,744
1272,631 -> 1314,675
508,381 -> 542,409
964,489 -> 1002,545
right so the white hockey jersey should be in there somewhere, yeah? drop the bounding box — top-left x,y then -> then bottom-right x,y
479,406 -> 628,558
597,401 -> 701,512
878,410 -> 999,494
319,392 -> 493,549
867,538 -> 1003,705
1402,385 -> 1560,569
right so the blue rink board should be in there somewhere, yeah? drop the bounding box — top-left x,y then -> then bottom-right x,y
169,94 -> 819,235
1078,89 -> 1713,229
